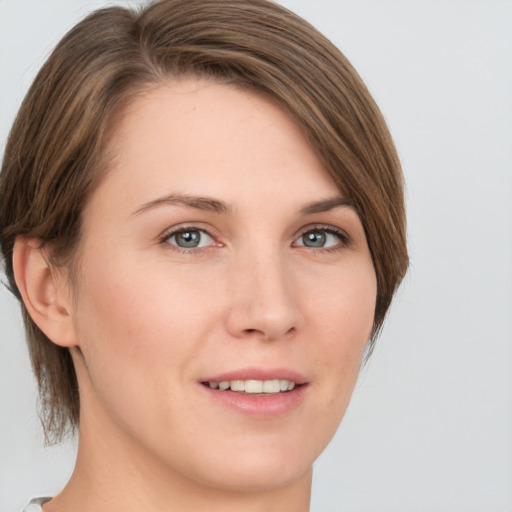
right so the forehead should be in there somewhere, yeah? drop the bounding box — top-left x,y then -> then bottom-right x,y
86,78 -> 340,219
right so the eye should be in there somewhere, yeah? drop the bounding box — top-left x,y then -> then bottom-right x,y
294,227 -> 347,249
165,228 -> 214,249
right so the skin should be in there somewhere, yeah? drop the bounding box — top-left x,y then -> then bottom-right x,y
17,79 -> 377,512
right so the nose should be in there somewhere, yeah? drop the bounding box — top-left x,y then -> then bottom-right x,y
225,248 -> 302,342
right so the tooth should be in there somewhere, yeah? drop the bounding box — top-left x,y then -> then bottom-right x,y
215,378 -> 297,393
279,380 -> 290,391
245,380 -> 263,393
230,380 -> 245,392
262,380 -> 280,393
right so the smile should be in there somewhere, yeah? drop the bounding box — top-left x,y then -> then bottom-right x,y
204,379 -> 296,394
199,370 -> 309,417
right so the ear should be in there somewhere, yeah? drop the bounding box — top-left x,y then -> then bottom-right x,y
13,237 -> 78,347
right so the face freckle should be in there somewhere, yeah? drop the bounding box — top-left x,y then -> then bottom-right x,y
70,78 -> 377,493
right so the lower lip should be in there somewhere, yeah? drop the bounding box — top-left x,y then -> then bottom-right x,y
199,384 -> 309,418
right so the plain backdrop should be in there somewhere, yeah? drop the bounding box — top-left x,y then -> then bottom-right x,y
1,1 -> 511,511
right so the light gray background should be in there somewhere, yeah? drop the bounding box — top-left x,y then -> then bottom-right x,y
1,1 -> 511,511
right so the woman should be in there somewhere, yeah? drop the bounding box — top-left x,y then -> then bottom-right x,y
0,0 -> 408,511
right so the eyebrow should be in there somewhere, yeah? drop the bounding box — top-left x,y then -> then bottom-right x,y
299,196 -> 357,215
131,193 -> 356,218
131,193 -> 232,217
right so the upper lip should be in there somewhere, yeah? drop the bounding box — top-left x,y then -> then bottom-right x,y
200,367 -> 308,385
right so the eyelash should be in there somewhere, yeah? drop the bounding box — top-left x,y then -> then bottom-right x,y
295,225 -> 351,252
158,225 -> 218,255
158,224 -> 351,254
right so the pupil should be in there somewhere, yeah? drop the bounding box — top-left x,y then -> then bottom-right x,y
303,231 -> 326,248
176,230 -> 200,248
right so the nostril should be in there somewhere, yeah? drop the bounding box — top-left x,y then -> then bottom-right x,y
241,326 -> 296,340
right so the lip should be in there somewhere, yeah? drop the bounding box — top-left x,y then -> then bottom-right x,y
198,367 -> 309,418
200,367 -> 308,384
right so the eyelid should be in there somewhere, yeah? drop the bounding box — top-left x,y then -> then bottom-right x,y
157,222 -> 351,253
293,224 -> 351,249
158,223 -> 220,251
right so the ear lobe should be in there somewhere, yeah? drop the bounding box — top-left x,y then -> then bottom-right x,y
13,237 -> 78,347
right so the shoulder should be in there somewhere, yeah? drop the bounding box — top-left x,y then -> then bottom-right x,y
23,498 -> 52,512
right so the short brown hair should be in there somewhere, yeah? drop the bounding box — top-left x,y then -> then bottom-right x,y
0,0 -> 408,442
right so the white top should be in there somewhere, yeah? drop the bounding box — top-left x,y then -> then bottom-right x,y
23,498 -> 51,512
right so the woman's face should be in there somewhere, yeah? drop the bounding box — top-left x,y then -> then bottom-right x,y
68,79 -> 376,491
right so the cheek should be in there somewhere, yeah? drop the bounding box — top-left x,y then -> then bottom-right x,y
72,250 -> 238,420
74,260 -> 208,362
301,258 -> 376,407
303,256 -> 377,346
70,255 -> 217,441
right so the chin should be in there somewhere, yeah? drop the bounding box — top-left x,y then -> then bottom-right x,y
195,457 -> 313,493
173,428 -> 330,493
